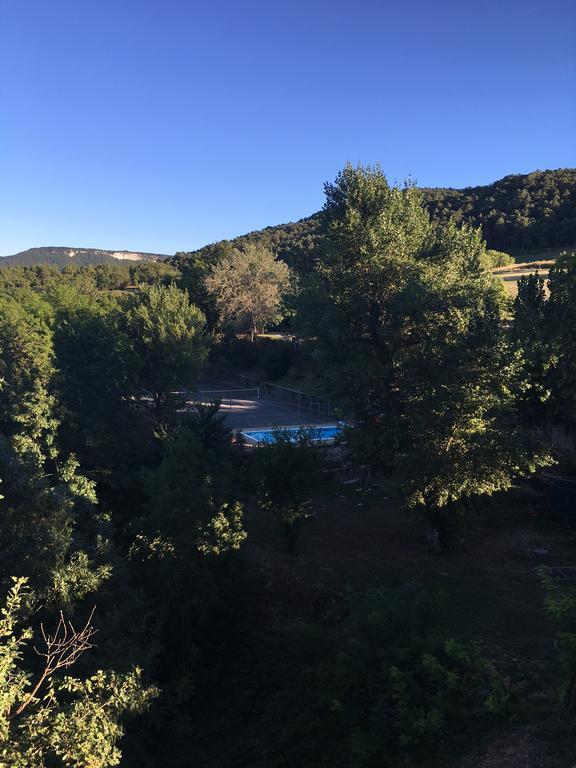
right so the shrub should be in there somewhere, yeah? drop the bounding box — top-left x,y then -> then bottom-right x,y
253,427 -> 325,551
308,584 -> 509,766
226,583 -> 510,768
260,339 -> 296,381
218,336 -> 259,369
540,566 -> 576,717
485,249 -> 514,268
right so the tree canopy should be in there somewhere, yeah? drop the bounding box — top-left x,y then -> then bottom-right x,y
129,283 -> 208,415
308,164 -> 552,541
204,243 -> 292,341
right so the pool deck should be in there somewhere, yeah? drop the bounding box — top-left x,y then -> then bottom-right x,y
188,381 -> 331,430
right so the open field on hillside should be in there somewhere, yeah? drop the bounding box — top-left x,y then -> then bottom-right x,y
509,247 -> 573,263
494,260 -> 554,297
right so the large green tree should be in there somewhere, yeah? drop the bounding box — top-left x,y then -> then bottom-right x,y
205,243 -> 292,341
129,283 -> 208,416
49,287 -> 145,486
0,294 -> 57,462
0,292 -> 113,606
309,164 -> 551,543
513,251 -> 576,435
123,410 -> 247,766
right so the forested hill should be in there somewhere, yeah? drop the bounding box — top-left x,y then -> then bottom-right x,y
0,246 -> 170,267
174,169 -> 576,271
173,214 -> 322,273
423,168 -> 576,252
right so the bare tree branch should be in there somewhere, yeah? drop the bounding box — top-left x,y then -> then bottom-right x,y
12,607 -> 97,718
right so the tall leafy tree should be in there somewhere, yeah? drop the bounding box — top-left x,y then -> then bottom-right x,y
310,164 -> 552,542
0,293 -> 113,605
141,423 -> 246,561
513,251 -> 576,435
205,243 -> 292,341
124,413 -> 246,766
129,283 -> 208,416
0,294 -> 57,462
50,287 -> 144,485
0,441 -> 113,607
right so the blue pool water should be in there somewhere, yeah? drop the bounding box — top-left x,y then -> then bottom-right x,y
240,425 -> 341,445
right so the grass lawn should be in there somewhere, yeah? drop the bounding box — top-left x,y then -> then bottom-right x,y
494,260 -> 554,297
508,247 -> 576,263
493,245 -> 575,297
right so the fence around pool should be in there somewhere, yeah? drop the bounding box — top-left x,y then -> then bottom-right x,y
191,387 -> 262,412
209,369 -> 335,420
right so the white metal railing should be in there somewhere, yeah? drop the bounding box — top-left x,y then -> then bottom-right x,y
183,388 -> 261,412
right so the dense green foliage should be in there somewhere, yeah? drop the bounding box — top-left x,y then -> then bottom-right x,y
194,583 -> 509,768
424,169 -> 576,253
0,164 -> 574,765
172,216 -> 322,275
304,165 -> 552,544
513,252 -> 576,433
253,428 -> 325,550
0,262 -> 180,292
540,566 -> 576,719
0,277 -> 240,765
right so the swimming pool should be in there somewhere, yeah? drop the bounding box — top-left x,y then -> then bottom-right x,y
240,425 -> 341,445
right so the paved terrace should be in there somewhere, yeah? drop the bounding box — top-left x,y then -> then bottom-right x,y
188,380 -> 332,431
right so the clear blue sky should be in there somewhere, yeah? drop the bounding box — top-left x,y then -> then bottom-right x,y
0,0 -> 574,256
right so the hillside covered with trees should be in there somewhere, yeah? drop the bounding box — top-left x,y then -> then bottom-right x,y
0,247 -> 169,268
173,169 -> 576,273
423,168 -> 576,253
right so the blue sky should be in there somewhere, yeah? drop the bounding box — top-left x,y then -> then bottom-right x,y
0,0 -> 574,256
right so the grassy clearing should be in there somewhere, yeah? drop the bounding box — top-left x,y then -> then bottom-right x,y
492,245 -> 575,297
508,247 -> 575,263
494,260 -> 554,297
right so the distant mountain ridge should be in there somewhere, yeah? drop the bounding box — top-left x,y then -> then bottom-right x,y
5,169 -> 575,271
0,246 -> 170,267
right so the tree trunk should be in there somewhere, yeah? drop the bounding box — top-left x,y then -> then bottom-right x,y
285,520 -> 298,555
367,300 -> 401,415
424,503 -> 443,554
564,669 -> 576,726
250,315 -> 257,343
